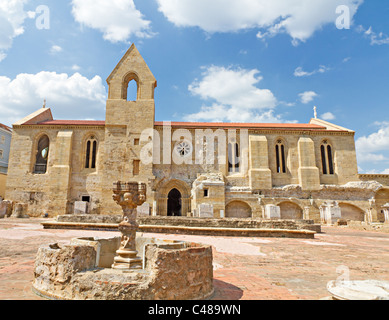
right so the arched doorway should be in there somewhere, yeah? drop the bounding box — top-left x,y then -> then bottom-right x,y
225,201 -> 252,218
168,189 -> 182,217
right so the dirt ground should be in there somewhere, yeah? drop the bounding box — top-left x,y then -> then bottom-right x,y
0,218 -> 388,300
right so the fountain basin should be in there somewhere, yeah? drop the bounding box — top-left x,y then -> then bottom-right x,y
32,236 -> 214,300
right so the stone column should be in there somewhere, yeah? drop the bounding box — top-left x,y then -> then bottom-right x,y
383,204 -> 389,224
303,207 -> 310,220
111,181 -> 146,270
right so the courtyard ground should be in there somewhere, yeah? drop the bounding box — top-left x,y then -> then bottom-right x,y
0,218 -> 388,300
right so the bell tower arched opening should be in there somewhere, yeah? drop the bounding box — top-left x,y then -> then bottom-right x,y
122,73 -> 140,101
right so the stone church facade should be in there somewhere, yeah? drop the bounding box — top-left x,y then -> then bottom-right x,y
5,45 -> 389,224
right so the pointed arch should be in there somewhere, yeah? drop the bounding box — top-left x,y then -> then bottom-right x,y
84,134 -> 98,170
320,139 -> 335,175
275,138 -> 286,174
33,134 -> 50,174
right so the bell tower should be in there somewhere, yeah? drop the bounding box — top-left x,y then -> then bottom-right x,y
101,44 -> 157,214
105,43 -> 157,128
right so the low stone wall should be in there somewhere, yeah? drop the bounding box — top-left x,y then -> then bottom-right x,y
32,237 -> 214,300
345,221 -> 389,233
55,215 -> 321,233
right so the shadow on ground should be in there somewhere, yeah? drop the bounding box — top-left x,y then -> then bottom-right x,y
212,279 -> 244,300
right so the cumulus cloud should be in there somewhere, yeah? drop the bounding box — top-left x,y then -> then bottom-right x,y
156,0 -> 363,43
0,0 -> 29,60
299,91 -> 318,104
356,122 -> 389,166
71,0 -> 154,43
182,65 -> 288,123
0,71 -> 107,126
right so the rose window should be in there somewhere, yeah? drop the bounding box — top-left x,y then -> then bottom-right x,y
175,141 -> 192,157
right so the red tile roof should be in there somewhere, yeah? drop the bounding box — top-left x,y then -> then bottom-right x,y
32,120 -> 329,131
154,121 -> 327,130
0,123 -> 12,132
37,120 -> 106,126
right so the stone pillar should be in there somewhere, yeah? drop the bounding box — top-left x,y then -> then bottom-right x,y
320,202 -> 341,225
249,135 -> 272,190
48,131 -> 73,215
111,181 -> 146,270
303,207 -> 310,220
152,200 -> 157,216
297,137 -> 320,191
382,204 -> 389,224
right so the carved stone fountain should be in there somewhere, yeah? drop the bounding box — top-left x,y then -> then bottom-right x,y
32,181 -> 214,300
111,181 -> 146,270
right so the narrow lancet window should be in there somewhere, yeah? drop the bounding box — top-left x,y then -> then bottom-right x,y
321,140 -> 335,175
276,140 -> 286,173
85,136 -> 98,169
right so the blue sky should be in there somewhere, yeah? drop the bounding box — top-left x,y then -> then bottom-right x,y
0,0 -> 388,173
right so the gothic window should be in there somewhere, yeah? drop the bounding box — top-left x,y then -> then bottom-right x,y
0,136 -> 4,144
228,142 -> 240,173
321,140 -> 334,175
0,149 -> 3,159
33,135 -> 49,174
275,139 -> 286,173
85,136 -> 98,169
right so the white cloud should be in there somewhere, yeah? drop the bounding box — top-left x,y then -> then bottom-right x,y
50,45 -> 63,54
299,91 -> 318,104
294,65 -> 330,77
71,64 -> 81,71
359,25 -> 389,45
183,65 -> 288,123
0,71 -> 107,126
156,0 -> 363,43
0,0 -> 29,59
321,112 -> 335,121
71,0 -> 154,43
356,122 -> 389,154
356,122 -> 389,165
189,66 -> 276,110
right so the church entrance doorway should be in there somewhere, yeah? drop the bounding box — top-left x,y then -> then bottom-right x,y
168,189 -> 182,216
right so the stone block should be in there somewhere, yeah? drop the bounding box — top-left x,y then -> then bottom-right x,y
265,205 -> 281,220
11,203 -> 29,219
74,201 -> 88,215
198,203 -> 214,218
137,202 -> 150,216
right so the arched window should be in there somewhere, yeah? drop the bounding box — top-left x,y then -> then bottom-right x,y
122,73 -> 139,101
33,135 -> 49,174
321,140 -> 334,175
85,136 -> 98,169
275,139 -> 286,173
228,142 -> 240,173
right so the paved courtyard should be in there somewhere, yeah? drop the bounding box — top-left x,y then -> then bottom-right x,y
0,218 -> 388,300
